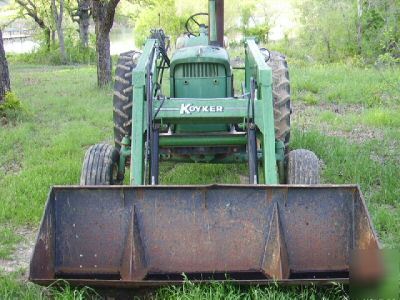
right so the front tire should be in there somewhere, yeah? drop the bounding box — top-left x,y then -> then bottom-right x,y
287,149 -> 320,184
80,143 -> 121,185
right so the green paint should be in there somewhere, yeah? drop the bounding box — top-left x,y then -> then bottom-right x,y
159,152 -> 252,164
154,98 -> 248,124
275,140 -> 286,184
159,134 -> 247,147
209,0 -> 217,43
275,140 -> 285,162
118,136 -> 131,181
131,39 -> 157,185
246,38 -> 278,184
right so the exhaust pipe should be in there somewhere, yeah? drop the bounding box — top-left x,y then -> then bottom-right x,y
209,0 -> 224,47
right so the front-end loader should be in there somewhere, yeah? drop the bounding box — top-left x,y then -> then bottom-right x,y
30,0 -> 381,288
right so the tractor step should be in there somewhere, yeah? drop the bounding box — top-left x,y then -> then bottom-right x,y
30,185 -> 380,288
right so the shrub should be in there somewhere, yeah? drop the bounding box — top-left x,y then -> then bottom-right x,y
0,92 -> 21,112
7,32 -> 97,65
0,92 -> 23,125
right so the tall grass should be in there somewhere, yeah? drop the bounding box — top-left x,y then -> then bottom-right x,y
156,280 -> 348,300
290,63 -> 400,107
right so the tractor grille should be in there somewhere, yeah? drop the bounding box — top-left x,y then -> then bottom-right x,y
182,63 -> 221,78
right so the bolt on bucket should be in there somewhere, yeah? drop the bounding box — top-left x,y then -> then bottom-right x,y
30,185 -> 380,287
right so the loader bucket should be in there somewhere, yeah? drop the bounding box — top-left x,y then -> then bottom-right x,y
30,185 -> 380,287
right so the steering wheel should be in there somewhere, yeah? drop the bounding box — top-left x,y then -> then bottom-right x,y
185,13 -> 209,36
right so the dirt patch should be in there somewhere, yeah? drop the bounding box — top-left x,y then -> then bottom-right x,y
292,101 -> 385,143
24,77 -> 43,86
0,161 -> 22,176
0,227 -> 36,276
0,116 -> 8,126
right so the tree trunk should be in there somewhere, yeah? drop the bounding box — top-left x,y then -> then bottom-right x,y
45,28 -> 51,51
324,37 -> 332,62
51,0 -> 67,63
96,32 -> 111,86
79,0 -> 91,48
91,0 -> 120,87
0,30 -> 11,104
357,0 -> 363,54
51,30 -> 56,46
57,27 -> 67,63
79,15 -> 90,48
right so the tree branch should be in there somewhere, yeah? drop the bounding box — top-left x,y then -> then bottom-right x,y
15,0 -> 48,30
104,0 -> 120,32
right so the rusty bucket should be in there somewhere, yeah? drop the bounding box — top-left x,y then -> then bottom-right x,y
29,185 -> 380,287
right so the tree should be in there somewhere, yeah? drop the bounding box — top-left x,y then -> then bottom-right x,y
357,0 -> 363,54
296,0 -> 357,61
51,0 -> 67,63
67,0 -> 91,48
239,3 -> 270,43
15,0 -> 53,50
134,0 -> 186,47
91,0 -> 120,86
0,29 -> 11,104
359,0 -> 400,58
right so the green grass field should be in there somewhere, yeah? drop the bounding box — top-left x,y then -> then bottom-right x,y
0,61 -> 399,299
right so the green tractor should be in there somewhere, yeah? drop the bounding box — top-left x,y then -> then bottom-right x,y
30,0 -> 380,288
84,10 -> 313,187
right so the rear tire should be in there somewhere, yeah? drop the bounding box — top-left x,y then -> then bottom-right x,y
287,149 -> 320,184
80,143 -> 121,185
265,51 -> 291,149
113,50 -> 140,149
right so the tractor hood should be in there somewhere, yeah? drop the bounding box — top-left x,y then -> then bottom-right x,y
170,46 -> 231,76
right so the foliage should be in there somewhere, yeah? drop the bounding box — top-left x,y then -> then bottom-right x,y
7,32 -> 96,65
243,24 -> 270,43
239,2 -> 270,43
0,91 -> 24,125
295,0 -> 400,63
0,91 -> 21,112
133,0 -> 273,48
134,0 -> 187,47
295,0 -> 357,62
360,0 -> 400,59
376,53 -> 400,66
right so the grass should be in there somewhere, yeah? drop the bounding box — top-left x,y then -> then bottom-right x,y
291,63 -> 400,107
0,270 -> 99,300
0,61 -> 399,298
362,108 -> 400,128
156,280 -> 347,299
0,64 -> 112,225
0,228 -> 22,259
